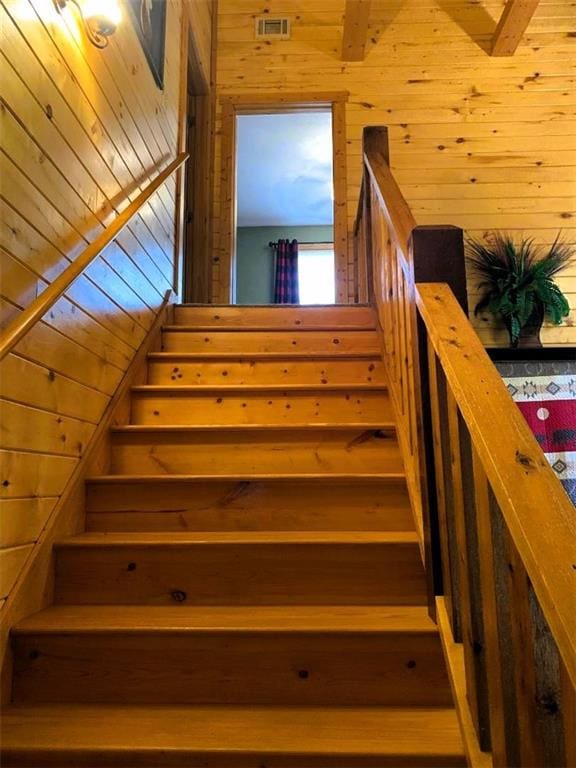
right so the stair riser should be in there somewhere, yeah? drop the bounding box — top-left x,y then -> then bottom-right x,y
147,358 -> 386,386
173,306 -> 377,328
161,330 -> 380,355
55,543 -> 426,605
130,391 -> 392,426
110,429 -> 403,475
12,632 -> 451,706
85,480 -> 413,532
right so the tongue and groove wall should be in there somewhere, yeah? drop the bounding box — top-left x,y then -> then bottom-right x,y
212,0 -> 576,343
0,1 -> 212,612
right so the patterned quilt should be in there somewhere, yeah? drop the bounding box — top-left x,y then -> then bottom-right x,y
496,363 -> 576,506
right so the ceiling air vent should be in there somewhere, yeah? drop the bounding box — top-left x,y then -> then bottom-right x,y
255,17 -> 291,40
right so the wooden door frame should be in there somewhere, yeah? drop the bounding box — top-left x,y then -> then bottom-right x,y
218,91 -> 349,304
173,4 -> 190,296
176,3 -> 216,303
183,39 -> 214,303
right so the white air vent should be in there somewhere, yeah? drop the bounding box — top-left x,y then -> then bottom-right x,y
255,17 -> 291,39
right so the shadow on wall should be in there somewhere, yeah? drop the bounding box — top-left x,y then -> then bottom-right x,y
301,0 -> 404,60
435,0 -> 501,54
366,0 -> 405,58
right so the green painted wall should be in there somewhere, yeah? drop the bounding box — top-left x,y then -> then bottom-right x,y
235,225 -> 334,304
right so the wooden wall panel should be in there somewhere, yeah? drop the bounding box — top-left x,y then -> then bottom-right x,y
212,0 -> 575,344
188,0 -> 214,85
0,0 -> 186,604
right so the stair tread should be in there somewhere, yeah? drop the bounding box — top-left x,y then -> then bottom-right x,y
86,473 -> 407,483
111,423 -> 396,432
148,352 -> 380,359
163,326 -> 378,332
168,325 -> 377,332
14,605 -> 436,634
176,303 -> 373,307
57,531 -> 419,546
132,384 -> 388,393
1,704 -> 465,758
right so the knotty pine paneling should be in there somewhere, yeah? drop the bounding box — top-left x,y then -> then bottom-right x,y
213,0 -> 576,343
189,0 -> 214,85
0,0 -> 193,602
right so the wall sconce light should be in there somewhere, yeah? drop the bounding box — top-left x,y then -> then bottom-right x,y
53,0 -> 121,48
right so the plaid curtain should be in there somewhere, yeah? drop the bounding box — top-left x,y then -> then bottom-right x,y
273,239 -> 299,304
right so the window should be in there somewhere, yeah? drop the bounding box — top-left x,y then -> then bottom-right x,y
298,243 -> 335,305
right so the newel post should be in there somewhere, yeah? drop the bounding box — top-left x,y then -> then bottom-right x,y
363,125 -> 390,165
409,226 -> 468,612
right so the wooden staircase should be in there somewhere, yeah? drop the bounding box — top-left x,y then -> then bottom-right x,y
1,305 -> 466,767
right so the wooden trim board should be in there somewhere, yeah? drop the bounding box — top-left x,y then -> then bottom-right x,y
220,92 -> 349,106
173,4 -> 191,295
182,2 -> 216,303
218,92 -> 350,304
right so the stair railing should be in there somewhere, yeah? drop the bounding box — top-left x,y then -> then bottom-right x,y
0,152 -> 188,362
356,126 -> 576,768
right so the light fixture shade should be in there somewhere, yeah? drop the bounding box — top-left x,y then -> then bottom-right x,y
83,0 -> 122,33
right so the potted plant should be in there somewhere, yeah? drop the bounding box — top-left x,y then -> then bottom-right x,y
467,232 -> 573,348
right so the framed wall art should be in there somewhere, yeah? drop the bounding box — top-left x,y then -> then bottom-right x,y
127,0 -> 167,90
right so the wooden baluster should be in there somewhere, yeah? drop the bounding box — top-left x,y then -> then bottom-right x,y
370,184 -> 389,349
488,489 -> 524,765
383,230 -> 393,358
406,295 -> 425,514
472,453 -> 511,766
527,578 -> 568,766
402,272 -> 414,458
381,231 -> 393,376
397,261 -> 408,419
355,178 -> 367,304
427,342 -> 460,640
368,182 -> 379,299
380,220 -> 393,360
506,533 -> 545,766
393,248 -> 403,411
363,176 -> 374,304
383,235 -> 398,390
447,396 -> 490,750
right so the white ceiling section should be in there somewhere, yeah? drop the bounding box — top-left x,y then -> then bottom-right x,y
236,111 -> 334,228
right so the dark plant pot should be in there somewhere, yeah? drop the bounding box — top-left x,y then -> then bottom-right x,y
508,305 -> 544,349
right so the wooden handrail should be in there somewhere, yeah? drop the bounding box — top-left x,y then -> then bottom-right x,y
362,134 -> 576,681
417,282 -> 576,688
357,124 -> 576,765
0,152 -> 189,362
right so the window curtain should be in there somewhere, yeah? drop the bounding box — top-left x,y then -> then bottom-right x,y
272,239 -> 299,304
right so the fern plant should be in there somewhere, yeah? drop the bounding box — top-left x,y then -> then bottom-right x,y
467,233 -> 573,347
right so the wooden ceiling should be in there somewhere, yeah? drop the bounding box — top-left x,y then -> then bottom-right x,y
340,0 -> 541,61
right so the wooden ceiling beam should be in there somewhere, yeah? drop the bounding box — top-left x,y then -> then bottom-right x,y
341,0 -> 371,62
490,0 -> 540,57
